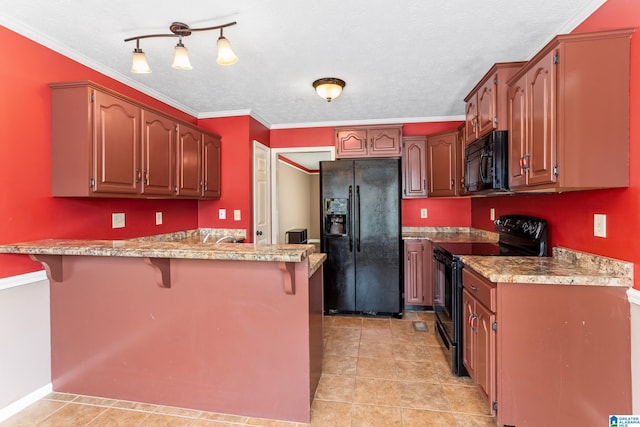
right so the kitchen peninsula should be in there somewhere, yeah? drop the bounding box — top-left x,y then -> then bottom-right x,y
0,232 -> 325,423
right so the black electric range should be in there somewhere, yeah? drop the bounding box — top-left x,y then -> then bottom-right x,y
433,215 -> 548,376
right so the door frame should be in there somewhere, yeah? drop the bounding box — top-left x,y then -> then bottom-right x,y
270,146 -> 335,244
253,140 -> 271,245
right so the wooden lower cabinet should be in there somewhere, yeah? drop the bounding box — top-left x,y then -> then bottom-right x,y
462,266 -> 632,426
461,270 -> 496,417
403,240 -> 432,307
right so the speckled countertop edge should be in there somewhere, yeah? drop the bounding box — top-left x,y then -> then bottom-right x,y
402,226 -> 499,243
0,228 -> 322,265
460,247 -> 633,287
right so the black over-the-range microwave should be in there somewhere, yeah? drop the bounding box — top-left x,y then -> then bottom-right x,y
463,130 -> 509,194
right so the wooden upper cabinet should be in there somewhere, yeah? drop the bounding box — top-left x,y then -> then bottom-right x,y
464,62 -> 526,145
402,136 -> 427,198
427,129 -> 458,197
50,81 -> 221,199
92,90 -> 141,195
507,28 -> 632,192
203,133 -> 221,199
456,123 -> 466,195
141,110 -> 175,196
336,126 -> 402,158
176,124 -> 203,198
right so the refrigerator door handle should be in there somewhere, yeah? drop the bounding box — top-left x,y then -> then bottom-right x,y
348,185 -> 353,252
356,185 -> 361,252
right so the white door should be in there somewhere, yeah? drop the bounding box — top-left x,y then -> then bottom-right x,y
253,141 -> 271,245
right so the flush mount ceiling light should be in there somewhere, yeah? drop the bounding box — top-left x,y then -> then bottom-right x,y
313,78 -> 346,102
124,20 -> 238,73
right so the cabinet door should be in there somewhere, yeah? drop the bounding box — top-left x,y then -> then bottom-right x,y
526,49 -> 557,187
336,129 -> 367,158
368,127 -> 401,157
507,76 -> 527,189
464,96 -> 478,144
176,124 -> 203,197
462,289 -> 475,378
427,131 -> 457,197
93,90 -> 140,194
141,110 -> 175,196
477,76 -> 497,136
202,133 -> 221,199
404,240 -> 425,305
456,124 -> 466,195
402,137 -> 427,198
422,240 -> 433,306
475,301 -> 496,413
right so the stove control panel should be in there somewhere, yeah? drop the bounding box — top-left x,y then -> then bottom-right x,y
494,215 -> 547,240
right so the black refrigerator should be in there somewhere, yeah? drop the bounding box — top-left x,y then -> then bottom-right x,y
320,158 -> 402,317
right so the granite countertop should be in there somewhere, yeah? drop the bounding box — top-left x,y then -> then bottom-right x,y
402,227 -> 498,243
461,247 -> 633,288
0,229 -> 321,265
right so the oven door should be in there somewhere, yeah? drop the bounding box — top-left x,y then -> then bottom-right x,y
433,249 -> 454,346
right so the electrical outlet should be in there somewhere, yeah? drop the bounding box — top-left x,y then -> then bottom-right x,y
218,209 -> 226,220
234,210 -> 241,221
594,214 -> 607,238
155,211 -> 163,225
420,208 -> 428,219
490,208 -> 495,221
112,213 -> 125,229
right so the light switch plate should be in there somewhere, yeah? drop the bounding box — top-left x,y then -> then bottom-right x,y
594,214 -> 606,238
420,208 -> 428,219
219,209 -> 226,220
234,210 -> 241,221
490,208 -> 495,221
155,211 -> 163,225
112,212 -> 125,229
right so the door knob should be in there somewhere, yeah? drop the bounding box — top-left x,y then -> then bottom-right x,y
256,230 -> 263,236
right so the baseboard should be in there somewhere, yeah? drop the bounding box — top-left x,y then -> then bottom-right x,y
0,270 -> 47,291
0,383 -> 52,423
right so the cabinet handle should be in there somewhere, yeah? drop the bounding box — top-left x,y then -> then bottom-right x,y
144,170 -> 149,185
135,168 -> 141,183
451,178 -> 454,188
423,179 -> 426,190
470,285 -> 478,292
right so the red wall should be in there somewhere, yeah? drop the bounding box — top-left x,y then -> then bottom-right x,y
197,116 -> 270,239
471,0 -> 640,288
0,27 -> 200,278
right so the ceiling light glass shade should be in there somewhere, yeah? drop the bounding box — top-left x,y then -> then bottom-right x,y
313,78 -> 346,102
131,48 -> 152,73
217,36 -> 238,65
172,42 -> 193,70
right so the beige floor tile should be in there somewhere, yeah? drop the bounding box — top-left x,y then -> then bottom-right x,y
361,318 -> 391,331
332,316 -> 363,328
401,407 -> 457,427
390,331 -> 424,346
453,412 -> 500,426
190,419 -> 244,427
327,326 -> 361,342
0,400 -> 67,426
43,392 -> 76,402
198,411 -> 249,423
358,340 -> 394,358
398,382 -> 451,411
36,402 -> 107,426
309,400 -> 352,426
434,361 -> 474,386
442,384 -> 491,416
135,413 -> 194,426
314,374 -> 356,402
112,399 -> 158,412
360,327 -> 393,342
389,319 -> 417,334
324,337 -> 360,358
399,311 -> 420,320
244,416 -> 300,426
392,342 -> 431,361
351,404 -> 402,427
85,407 -> 150,426
396,359 -> 440,383
153,404 -> 202,418
322,354 -> 358,376
72,395 -> 118,407
353,378 -> 400,406
416,311 -> 436,322
356,357 -> 398,379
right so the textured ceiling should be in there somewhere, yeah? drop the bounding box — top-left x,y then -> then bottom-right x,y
0,0 -> 605,128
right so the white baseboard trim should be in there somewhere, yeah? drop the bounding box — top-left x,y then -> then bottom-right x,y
628,287 -> 640,306
0,383 -> 53,423
0,270 -> 48,291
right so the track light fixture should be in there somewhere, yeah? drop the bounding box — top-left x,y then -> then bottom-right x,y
124,21 -> 237,73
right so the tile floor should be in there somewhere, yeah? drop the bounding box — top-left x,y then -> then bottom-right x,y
0,311 -> 498,426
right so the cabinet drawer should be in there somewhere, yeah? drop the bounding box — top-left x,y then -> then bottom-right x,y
462,268 -> 496,311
